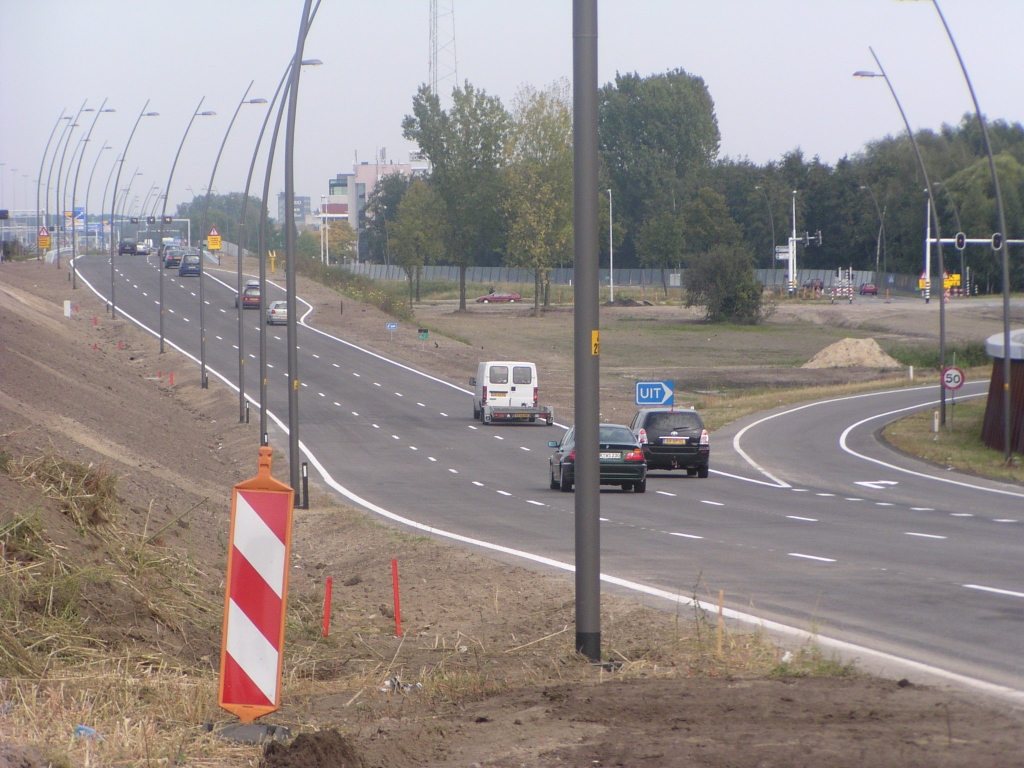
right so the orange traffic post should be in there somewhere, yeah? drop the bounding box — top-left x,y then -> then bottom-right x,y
391,559 -> 403,637
218,446 -> 295,724
322,576 -> 333,638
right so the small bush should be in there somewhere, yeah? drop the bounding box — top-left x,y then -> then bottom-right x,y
686,245 -> 765,324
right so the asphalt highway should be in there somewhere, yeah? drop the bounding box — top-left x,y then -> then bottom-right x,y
75,252 -> 1024,697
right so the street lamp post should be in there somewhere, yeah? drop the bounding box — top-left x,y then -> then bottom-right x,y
606,189 -> 613,302
855,47 -> 948,426
284,0 -> 317,503
84,143 -> 112,256
198,83 -> 266,390
859,184 -> 885,274
157,98 -> 214,354
754,185 -> 775,267
110,102 -> 159,319
72,100 -> 115,288
924,0 -> 1013,460
36,110 -> 70,257
54,100 -> 92,266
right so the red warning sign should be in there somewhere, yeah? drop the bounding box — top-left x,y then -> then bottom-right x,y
218,446 -> 294,723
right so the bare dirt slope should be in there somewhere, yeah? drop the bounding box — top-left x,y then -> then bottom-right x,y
2,259 -> 1023,767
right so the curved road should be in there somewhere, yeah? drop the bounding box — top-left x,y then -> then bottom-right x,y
74,252 -> 1024,698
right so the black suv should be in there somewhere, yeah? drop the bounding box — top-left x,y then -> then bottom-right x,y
629,408 -> 710,477
118,239 -> 137,255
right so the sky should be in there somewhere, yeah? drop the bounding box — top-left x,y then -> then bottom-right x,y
1,1 -> 1022,221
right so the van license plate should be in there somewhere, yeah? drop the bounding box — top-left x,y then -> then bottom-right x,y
491,391 -> 507,397
599,452 -> 621,460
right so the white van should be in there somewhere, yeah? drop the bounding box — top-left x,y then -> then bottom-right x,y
470,361 -> 554,425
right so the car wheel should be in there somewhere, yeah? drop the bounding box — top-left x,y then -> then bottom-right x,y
559,467 -> 573,492
473,405 -> 480,420
687,468 -> 697,477
634,477 -> 647,493
550,468 -> 559,490
509,299 -> 515,303
697,465 -> 709,479
482,298 -> 490,304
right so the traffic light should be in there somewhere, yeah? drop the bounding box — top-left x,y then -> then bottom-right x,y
0,210 -> 8,220
162,216 -> 173,223
992,232 -> 1003,251
130,217 -> 139,224
147,216 -> 155,224
955,232 -> 966,250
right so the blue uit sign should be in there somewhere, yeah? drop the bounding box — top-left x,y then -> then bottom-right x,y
635,380 -> 674,406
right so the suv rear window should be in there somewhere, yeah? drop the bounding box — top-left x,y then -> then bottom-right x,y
646,412 -> 703,432
512,366 -> 532,385
489,366 -> 509,384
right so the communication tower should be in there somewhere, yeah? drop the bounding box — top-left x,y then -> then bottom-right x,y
429,0 -> 459,100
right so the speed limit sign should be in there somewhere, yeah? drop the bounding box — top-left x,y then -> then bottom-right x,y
942,366 -> 965,391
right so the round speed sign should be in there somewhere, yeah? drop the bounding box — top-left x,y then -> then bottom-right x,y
942,366 -> 965,391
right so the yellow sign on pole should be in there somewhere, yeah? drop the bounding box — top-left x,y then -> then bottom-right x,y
944,273 -> 961,288
591,330 -> 600,356
207,225 -> 222,251
37,226 -> 51,250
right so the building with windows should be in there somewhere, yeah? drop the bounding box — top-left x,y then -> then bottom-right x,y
277,194 -> 312,227
325,152 -> 428,233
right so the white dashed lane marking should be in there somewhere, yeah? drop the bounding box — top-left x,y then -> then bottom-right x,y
816,493 -> 835,497
951,513 -> 973,517
791,489 -> 808,493
472,481 -> 484,487
527,500 -> 545,506
440,412 -> 448,417
789,553 -> 836,563
353,372 -> 360,376
701,500 -> 724,506
428,457 -> 437,462
312,354 -> 320,359
351,411 -> 358,416
520,447 -> 530,452
448,468 -> 458,474
318,392 -> 325,397
905,532 -> 946,539
469,425 -> 478,431
497,490 -> 511,496
787,516 -> 817,522
395,393 -> 403,397
911,507 -> 934,512
417,403 -> 425,407
391,435 -> 400,440
995,519 -> 1018,523
670,532 -> 703,539
494,436 -> 504,440
374,382 -> 381,387
333,363 -> 340,368
656,491 -> 676,497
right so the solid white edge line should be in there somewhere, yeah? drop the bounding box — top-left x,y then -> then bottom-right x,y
838,395 -> 1024,499
73,260 -> 1024,704
964,584 -> 1024,599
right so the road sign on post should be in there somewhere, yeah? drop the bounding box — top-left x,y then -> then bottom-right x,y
635,380 -> 674,406
37,226 -> 51,250
942,366 -> 965,391
219,446 -> 295,724
208,225 -> 222,251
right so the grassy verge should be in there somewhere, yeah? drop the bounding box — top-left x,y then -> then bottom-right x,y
882,396 -> 1024,484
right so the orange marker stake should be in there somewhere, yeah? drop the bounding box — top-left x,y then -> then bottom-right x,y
391,559 -> 403,637
93,343 -> 98,351
93,316 -> 97,326
169,372 -> 174,387
322,576 -> 333,637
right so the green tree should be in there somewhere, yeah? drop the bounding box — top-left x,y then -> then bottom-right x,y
391,179 -> 448,306
362,173 -> 410,264
504,80 -> 573,314
325,219 -> 356,264
599,69 -> 720,265
686,244 -> 764,324
403,82 -> 513,310
635,209 -> 685,295
175,192 -> 269,255
682,187 -> 743,253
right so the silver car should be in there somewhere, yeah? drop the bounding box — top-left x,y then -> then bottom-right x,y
266,300 -> 288,325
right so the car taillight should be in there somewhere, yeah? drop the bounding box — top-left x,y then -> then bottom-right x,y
700,429 -> 709,446
568,450 -> 575,461
637,428 -> 648,445
533,386 -> 538,406
625,449 -> 644,461
482,386 -> 488,401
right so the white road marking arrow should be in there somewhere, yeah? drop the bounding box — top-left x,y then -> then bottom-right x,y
854,480 -> 899,491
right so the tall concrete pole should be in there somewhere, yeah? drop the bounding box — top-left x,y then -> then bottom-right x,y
573,0 -> 601,662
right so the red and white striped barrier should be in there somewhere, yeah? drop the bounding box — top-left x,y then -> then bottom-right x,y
219,447 -> 295,724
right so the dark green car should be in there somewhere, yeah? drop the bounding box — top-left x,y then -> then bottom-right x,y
548,423 -> 647,493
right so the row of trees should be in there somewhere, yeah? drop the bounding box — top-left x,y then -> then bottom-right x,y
364,69 -> 1024,319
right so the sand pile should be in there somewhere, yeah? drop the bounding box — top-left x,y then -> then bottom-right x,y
802,338 -> 901,369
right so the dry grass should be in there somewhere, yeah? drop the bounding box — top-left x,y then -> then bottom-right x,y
883,395 -> 1024,483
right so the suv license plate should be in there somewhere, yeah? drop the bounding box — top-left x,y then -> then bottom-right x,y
662,438 -> 686,445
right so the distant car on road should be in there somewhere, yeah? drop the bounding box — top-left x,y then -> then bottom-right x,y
163,247 -> 184,268
630,407 -> 710,477
118,239 -> 137,255
235,279 -> 261,309
548,423 -> 647,493
178,252 -> 201,277
859,282 -> 878,295
136,242 -> 151,255
266,300 -> 288,325
475,291 -> 521,304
